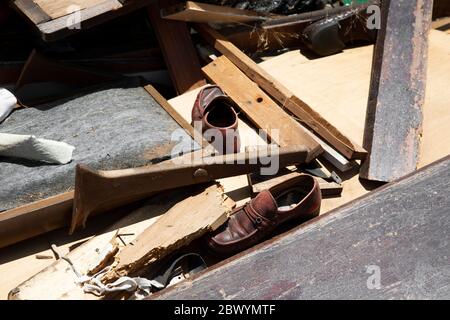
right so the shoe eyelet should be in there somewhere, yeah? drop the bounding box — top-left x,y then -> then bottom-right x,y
255,217 -> 262,224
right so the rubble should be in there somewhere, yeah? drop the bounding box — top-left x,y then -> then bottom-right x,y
0,0 -> 449,302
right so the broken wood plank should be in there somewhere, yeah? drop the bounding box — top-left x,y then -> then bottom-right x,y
202,56 -> 323,162
195,24 -> 366,161
9,185 -> 231,300
70,145 -> 310,232
102,183 -> 234,283
161,1 -> 270,24
360,0 -> 433,182
153,155 -> 450,300
148,0 -> 206,94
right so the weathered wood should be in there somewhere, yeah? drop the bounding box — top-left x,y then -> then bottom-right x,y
70,146 -> 310,232
162,1 -> 269,24
202,56 -> 323,162
360,0 -> 433,182
15,50 -> 121,104
153,155 -> 450,300
195,24 -> 366,160
148,0 -> 206,94
102,183 -> 234,282
9,184 -> 233,300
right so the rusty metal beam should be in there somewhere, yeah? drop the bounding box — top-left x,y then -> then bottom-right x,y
360,0 -> 433,182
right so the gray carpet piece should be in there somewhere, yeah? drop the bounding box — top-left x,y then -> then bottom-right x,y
0,86 -> 198,211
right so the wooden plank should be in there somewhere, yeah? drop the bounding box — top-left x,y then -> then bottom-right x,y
195,24 -> 366,160
9,184 -> 233,300
13,0 -> 51,24
162,1 -> 269,23
148,0 -> 206,94
202,56 -> 323,163
153,155 -> 450,300
34,0 -> 108,19
0,192 -> 73,249
258,30 -> 450,170
101,183 -> 234,283
360,0 -> 433,182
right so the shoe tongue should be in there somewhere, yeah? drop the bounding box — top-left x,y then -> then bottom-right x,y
250,190 -> 278,219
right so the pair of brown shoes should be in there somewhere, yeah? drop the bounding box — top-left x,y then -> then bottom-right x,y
192,85 -> 240,154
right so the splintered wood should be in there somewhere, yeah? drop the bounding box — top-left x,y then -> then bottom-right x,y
101,184 -> 234,282
9,184 -> 234,299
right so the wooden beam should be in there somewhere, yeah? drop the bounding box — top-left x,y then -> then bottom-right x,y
13,0 -> 51,24
0,192 -> 73,249
360,0 -> 433,182
148,0 -> 206,94
202,56 -> 322,162
161,1 -> 270,24
195,24 -> 366,161
152,155 -> 450,300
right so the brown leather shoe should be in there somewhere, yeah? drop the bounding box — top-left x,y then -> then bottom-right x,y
206,175 -> 321,255
192,85 -> 240,154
